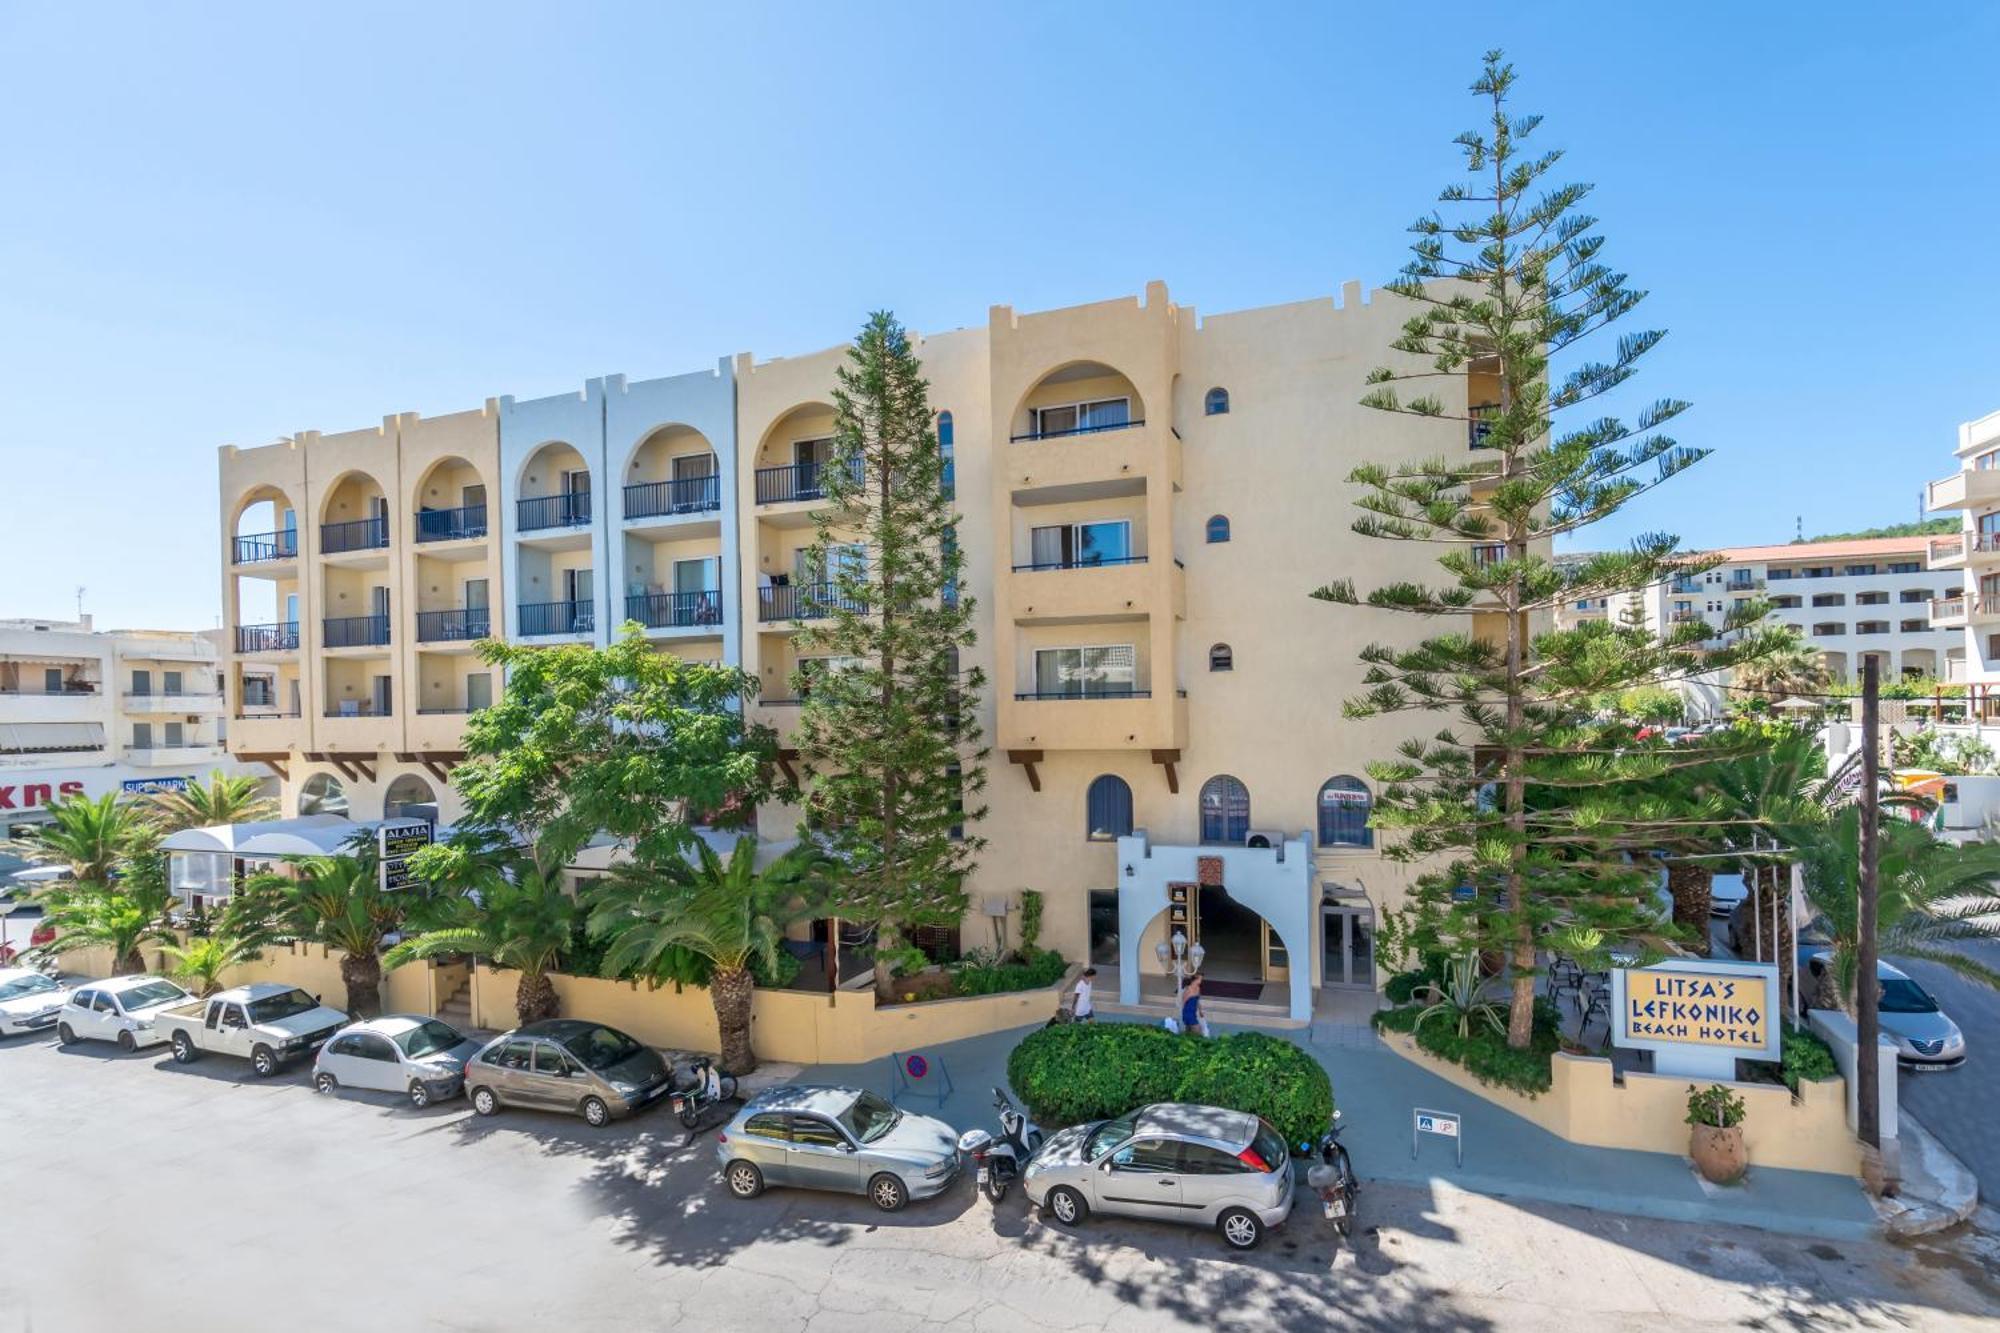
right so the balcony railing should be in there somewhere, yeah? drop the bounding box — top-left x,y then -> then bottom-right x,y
124,689 -> 220,703
415,608 -> 493,642
1930,534 -> 1967,562
1013,689 -> 1150,701
519,600 -> 594,636
517,492 -> 591,532
1726,577 -> 1766,592
414,504 -> 488,543
234,708 -> 300,719
323,615 -> 391,648
1855,624 -> 1891,635
1933,595 -> 1971,621
624,474 -> 721,519
233,529 -> 298,564
235,622 -> 299,653
1010,418 -> 1145,443
626,589 -> 724,630
1669,610 -> 1705,624
754,460 -> 863,505
0,683 -> 98,696
321,516 -> 389,554
322,702 -> 392,718
757,582 -> 867,622
1009,556 -> 1148,573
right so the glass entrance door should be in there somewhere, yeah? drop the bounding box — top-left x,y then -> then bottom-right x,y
1320,902 -> 1376,989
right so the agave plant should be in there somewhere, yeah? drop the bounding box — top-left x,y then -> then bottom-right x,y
1414,953 -> 1506,1040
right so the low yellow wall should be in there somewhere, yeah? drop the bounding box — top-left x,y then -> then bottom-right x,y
64,937 -> 428,1016
1383,1032 -> 1859,1177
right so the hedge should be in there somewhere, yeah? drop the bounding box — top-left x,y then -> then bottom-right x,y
950,947 -> 1068,997
1005,1022 -> 1333,1147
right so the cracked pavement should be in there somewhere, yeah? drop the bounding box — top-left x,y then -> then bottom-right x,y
1,1031 -> 1995,1332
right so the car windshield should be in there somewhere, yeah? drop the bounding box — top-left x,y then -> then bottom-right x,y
1085,1114 -> 1139,1161
1879,978 -> 1940,1014
245,989 -> 318,1023
0,974 -> 58,1002
117,980 -> 187,1009
839,1090 -> 902,1144
559,1026 -> 642,1071
394,1020 -> 465,1059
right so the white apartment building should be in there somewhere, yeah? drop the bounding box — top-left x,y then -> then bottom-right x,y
1926,406 -> 2000,718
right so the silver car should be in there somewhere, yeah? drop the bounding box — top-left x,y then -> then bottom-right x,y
463,1019 -> 673,1127
1023,1103 -> 1293,1251
0,968 -> 71,1037
716,1085 -> 961,1212
1804,951 -> 1967,1069
312,1015 -> 486,1108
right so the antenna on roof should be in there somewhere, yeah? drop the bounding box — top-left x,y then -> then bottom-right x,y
75,585 -> 85,620
1794,515 -> 1802,542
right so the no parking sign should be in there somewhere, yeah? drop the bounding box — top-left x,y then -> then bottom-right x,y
890,1050 -> 954,1107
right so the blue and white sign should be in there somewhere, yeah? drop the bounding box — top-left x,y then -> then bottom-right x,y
120,775 -> 192,795
1412,1107 -> 1463,1166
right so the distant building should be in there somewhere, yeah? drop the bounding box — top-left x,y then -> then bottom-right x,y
1924,407 -> 2000,720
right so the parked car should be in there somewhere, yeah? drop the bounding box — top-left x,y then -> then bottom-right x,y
1707,873 -> 1750,920
1801,951 -> 1966,1069
57,975 -> 192,1051
1023,1102 -> 1293,1251
463,1020 -> 672,1127
0,966 -> 72,1037
716,1085 -> 961,1212
153,982 -> 349,1077
313,1014 -> 486,1107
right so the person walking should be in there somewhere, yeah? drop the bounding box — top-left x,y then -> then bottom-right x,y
1179,973 -> 1211,1038
1069,967 -> 1096,1022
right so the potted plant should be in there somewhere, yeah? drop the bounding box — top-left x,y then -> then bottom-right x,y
1685,1083 -> 1749,1183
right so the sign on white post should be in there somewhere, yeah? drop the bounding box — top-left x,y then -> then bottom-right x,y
1412,1108 -> 1462,1167
1610,958 -> 1780,1081
377,820 -> 433,892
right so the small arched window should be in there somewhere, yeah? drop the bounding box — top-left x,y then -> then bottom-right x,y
1199,774 -> 1250,844
1206,515 -> 1231,544
936,411 -> 955,498
298,773 -> 348,818
1086,775 -> 1133,842
936,411 -> 953,448
1209,643 -> 1233,672
1204,387 -> 1230,416
1318,776 -> 1373,849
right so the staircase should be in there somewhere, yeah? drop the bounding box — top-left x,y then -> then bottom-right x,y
435,975 -> 472,1030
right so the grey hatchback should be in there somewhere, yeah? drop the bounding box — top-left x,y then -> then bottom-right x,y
463,1020 -> 673,1127
716,1085 -> 961,1211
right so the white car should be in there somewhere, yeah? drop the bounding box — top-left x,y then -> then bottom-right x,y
313,1015 -> 486,1108
0,967 -> 72,1037
57,975 -> 194,1052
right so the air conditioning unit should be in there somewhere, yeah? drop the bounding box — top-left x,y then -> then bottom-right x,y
1244,828 -> 1286,852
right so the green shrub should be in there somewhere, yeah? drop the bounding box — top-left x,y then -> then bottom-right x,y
1019,889 -> 1044,953
1780,1024 -> 1838,1091
1373,1000 -> 1559,1096
881,944 -> 931,979
950,948 -> 1067,996
1005,1023 -> 1333,1147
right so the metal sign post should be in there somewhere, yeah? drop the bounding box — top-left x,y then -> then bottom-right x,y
1412,1108 -> 1462,1167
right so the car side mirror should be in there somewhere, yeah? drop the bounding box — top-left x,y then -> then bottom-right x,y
838,1141 -> 856,1153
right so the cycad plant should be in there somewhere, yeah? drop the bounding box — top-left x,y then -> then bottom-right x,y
385,855 -> 578,1025
159,934 -> 264,997
249,851 -> 402,1017
1414,953 -> 1506,1040
587,836 -> 829,1073
144,770 -> 277,832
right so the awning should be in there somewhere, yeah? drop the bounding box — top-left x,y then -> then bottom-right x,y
0,722 -> 107,755
161,814 -> 352,856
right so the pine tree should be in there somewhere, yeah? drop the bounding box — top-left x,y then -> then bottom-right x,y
1316,52 -> 1789,1048
794,311 -> 989,1000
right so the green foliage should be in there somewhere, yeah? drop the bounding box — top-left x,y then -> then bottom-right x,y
1601,685 -> 1685,724
1414,953 -> 1506,1039
1892,727 -> 1995,774
585,836 -> 829,987
1018,889 -> 1044,954
793,311 -> 989,996
384,851 -> 579,983
1731,627 -> 1833,704
143,770 -> 277,832
28,812 -> 176,971
1805,519 -> 1955,542
158,934 -> 263,997
249,850 -> 400,964
1685,1083 -> 1747,1129
1374,999 -> 1562,1096
1780,1024 -> 1838,1091
1006,1024 -> 1334,1147
878,944 -> 931,979
9,791 -> 147,886
948,947 -> 1066,996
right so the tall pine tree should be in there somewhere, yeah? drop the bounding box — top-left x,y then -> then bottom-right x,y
1316,52 -> 1788,1048
794,311 -> 989,1000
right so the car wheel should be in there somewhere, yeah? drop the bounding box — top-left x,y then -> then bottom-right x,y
1218,1207 -> 1264,1251
170,1031 -> 198,1063
581,1096 -> 611,1128
314,1071 -> 338,1095
471,1086 -> 500,1116
868,1173 -> 908,1213
250,1045 -> 280,1078
56,1023 -> 76,1046
116,1030 -> 136,1054
1046,1186 -> 1088,1228
725,1160 -> 764,1199
408,1080 -> 431,1109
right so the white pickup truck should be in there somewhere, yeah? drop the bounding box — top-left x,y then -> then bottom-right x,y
154,982 -> 349,1077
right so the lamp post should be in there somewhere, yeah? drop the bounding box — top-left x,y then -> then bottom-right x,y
1155,929 -> 1205,998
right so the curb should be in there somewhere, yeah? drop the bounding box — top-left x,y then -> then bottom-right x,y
1872,1111 -> 1980,1239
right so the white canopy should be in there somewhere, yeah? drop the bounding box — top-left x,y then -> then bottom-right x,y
161,814 -> 354,858
0,722 -> 106,755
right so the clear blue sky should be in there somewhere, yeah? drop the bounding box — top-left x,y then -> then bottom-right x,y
3,3 -> 1996,629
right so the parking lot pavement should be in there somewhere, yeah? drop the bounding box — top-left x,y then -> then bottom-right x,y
4,1030 -> 1998,1332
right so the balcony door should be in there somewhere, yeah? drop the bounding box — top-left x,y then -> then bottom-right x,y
462,483 -> 486,513
131,669 -> 152,697
163,670 -> 182,696
566,568 -> 593,608
285,593 -> 300,628
1029,520 -> 1130,569
673,452 -> 716,483
371,675 -> 392,717
466,672 -> 492,711
1033,645 -> 1136,698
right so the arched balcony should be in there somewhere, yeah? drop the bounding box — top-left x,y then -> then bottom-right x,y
753,403 -> 846,506
413,456 -> 489,543
320,471 -> 390,555
516,441 -> 592,532
624,424 -> 721,520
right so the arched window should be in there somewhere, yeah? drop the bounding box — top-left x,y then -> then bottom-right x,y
936,410 -> 955,498
1086,775 -> 1133,842
1318,776 -> 1373,849
936,411 -> 953,447
298,773 -> 347,818
1206,515 -> 1231,544
1199,775 -> 1250,844
1204,387 -> 1230,416
384,773 -> 439,827
1209,643 -> 1233,672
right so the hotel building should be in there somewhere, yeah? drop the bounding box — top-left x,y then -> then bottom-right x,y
1927,406 -> 2000,718
218,281 -> 1534,1017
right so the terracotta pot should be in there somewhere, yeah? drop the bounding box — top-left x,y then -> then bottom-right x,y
1690,1123 -> 1747,1184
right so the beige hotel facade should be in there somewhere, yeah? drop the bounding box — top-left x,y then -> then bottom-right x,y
219,281 -> 1529,1017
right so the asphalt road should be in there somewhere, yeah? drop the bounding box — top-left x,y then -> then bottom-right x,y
1886,938 -> 2000,1188
1,1026 -> 1996,1332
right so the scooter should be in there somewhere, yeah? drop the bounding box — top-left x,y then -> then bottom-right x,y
956,1087 -> 1044,1203
670,1055 -> 738,1129
1305,1110 -> 1359,1237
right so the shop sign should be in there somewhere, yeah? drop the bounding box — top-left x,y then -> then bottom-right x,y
1611,958 -> 1779,1078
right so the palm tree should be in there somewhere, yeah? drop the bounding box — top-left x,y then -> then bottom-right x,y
586,837 -> 828,1074
159,933 -> 263,997
32,828 -> 177,974
384,855 -> 577,1025
145,770 -> 277,832
250,853 -> 402,1017
9,791 -> 145,885
1731,630 -> 1832,705
1795,806 -> 2000,1010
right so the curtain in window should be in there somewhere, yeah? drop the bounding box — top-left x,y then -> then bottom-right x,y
1318,776 -> 1373,848
1030,526 -> 1065,568
1199,775 -> 1250,844
1086,775 -> 1133,841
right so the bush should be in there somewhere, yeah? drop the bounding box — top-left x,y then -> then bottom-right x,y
1006,1023 -> 1333,1147
1383,952 -> 1450,1005
1373,1000 -> 1560,1096
1781,1024 -> 1838,1091
1019,889 -> 1044,954
950,948 -> 1067,996
881,945 -> 931,979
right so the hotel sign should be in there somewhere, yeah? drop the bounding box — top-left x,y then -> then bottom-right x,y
1611,959 -> 1779,1077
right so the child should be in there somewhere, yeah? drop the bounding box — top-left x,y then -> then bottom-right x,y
1070,967 -> 1097,1022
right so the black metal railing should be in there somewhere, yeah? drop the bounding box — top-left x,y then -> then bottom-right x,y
754,459 -> 863,505
0,683 -> 98,696
624,474 -> 721,519
414,504 -> 488,543
1012,689 -> 1149,701
519,600 -> 595,636
757,582 -> 867,622
1010,418 -> 1144,443
323,615 -> 390,648
626,590 -> 724,629
322,702 -> 392,718
415,608 -> 492,642
233,529 -> 298,564
235,622 -> 299,653
517,491 -> 591,531
321,516 -> 389,553
1010,555 -> 1148,572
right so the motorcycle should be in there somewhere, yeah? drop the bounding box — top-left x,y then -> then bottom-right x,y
1304,1110 -> 1359,1237
669,1055 -> 738,1129
956,1086 -> 1044,1203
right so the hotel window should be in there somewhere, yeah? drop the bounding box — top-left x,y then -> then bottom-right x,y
1199,774 -> 1251,844
1812,593 -> 1845,607
936,412 -> 954,498
1767,568 -> 1795,580
1846,565 -> 1876,576
163,722 -> 183,748
1812,623 -> 1844,636
1027,520 -> 1132,569
1804,566 -> 1834,578
1208,643 -> 1234,672
1086,775 -> 1134,841
1204,387 -> 1230,416
132,723 -> 152,750
1206,515 -> 1230,544
1030,397 -> 1130,439
1888,561 -> 1920,573
1771,596 -> 1801,609
1978,450 -> 2000,470
1032,645 -> 1136,698
1318,776 -> 1373,849
1902,619 -> 1926,633
1856,592 -> 1888,605
1901,589 -> 1929,602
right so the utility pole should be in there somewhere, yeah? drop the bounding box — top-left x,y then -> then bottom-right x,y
1857,657 -> 1883,1153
